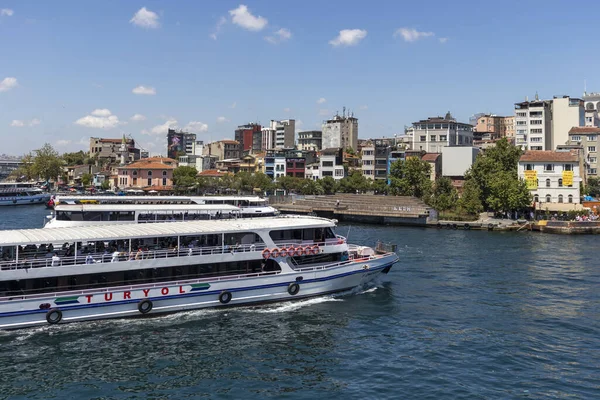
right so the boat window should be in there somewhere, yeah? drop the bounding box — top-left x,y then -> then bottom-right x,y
270,229 -> 304,241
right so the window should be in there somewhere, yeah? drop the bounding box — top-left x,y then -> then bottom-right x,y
162,178 -> 167,186
322,161 -> 333,167
588,146 -> 596,152
147,170 -> 152,177
530,120 -> 543,125
531,146 -> 543,150
420,136 -> 426,141
589,168 -> 598,174
545,164 -> 554,172
571,135 -> 581,141
589,135 -> 597,141
586,117 -> 593,123
558,178 -> 563,187
427,124 -> 434,129
589,157 -> 597,163
442,124 -> 448,129
440,135 -> 447,141
546,178 -> 551,187
517,112 -> 526,117
517,121 -> 527,125
525,164 -> 533,171
147,178 -> 152,186
434,124 -> 441,129
558,195 -> 563,203
546,194 -> 551,203
133,178 -> 137,185
564,164 -> 572,171
133,170 -> 137,176
162,170 -> 167,176
530,129 -> 542,134
531,137 -> 542,142
568,195 -> 573,203
430,135 -> 437,141
533,194 -> 539,203
517,129 -> 527,135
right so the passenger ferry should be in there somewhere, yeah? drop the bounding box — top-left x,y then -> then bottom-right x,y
44,203 -> 243,228
0,187 -> 51,206
52,195 -> 278,217
0,216 -> 398,330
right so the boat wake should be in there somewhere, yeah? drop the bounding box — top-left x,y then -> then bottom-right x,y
241,296 -> 344,314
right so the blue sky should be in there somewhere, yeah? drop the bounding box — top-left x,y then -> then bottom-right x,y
0,1 -> 596,156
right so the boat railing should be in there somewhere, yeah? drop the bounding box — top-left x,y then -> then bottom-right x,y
272,236 -> 346,249
0,242 -> 269,272
293,252 -> 389,272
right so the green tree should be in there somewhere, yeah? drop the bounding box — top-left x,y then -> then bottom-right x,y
14,152 -> 37,181
587,177 -> 600,197
485,171 -> 531,213
173,166 -> 198,191
62,150 -> 87,166
276,176 -> 301,193
371,179 -> 389,195
338,171 -> 370,193
458,179 -> 483,215
320,176 -> 338,195
81,173 -> 93,186
33,143 -> 63,181
298,179 -> 324,195
431,177 -> 458,211
101,180 -> 110,190
252,172 -> 274,194
389,157 -> 432,199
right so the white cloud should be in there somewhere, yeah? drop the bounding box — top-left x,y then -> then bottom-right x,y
217,116 -> 228,123
183,121 -> 209,133
210,16 -> 227,40
394,28 -> 434,42
439,37 -> 448,44
265,28 -> 291,44
230,101 -> 237,109
0,77 -> 18,92
329,29 -> 367,47
229,4 -> 267,31
144,118 -> 178,135
10,118 -> 40,127
318,109 -> 330,116
55,139 -> 71,147
75,109 -> 120,129
1,9 -> 14,17
131,114 -> 146,122
359,105 -> 368,110
317,97 -> 326,104
283,107 -> 291,113
130,7 -> 160,29
295,120 -> 304,132
132,85 -> 156,95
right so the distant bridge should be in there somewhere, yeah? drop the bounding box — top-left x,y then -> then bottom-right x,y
0,159 -> 22,181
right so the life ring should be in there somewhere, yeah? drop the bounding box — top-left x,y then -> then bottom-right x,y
488,223 -> 494,231
290,247 -> 300,257
311,245 -> 319,255
279,247 -> 288,257
298,247 -> 305,256
464,224 -> 470,230
138,299 -> 153,314
46,308 -> 62,324
337,238 -> 344,244
271,248 -> 280,258
219,291 -> 232,304
287,282 -> 300,296
262,249 -> 271,259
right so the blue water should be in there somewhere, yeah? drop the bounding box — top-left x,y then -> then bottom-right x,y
0,206 -> 599,399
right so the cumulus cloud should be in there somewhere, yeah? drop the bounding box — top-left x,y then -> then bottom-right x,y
265,28 -> 291,44
329,29 -> 367,47
143,118 -> 178,135
217,116 -> 228,123
394,28 -> 434,42
75,109 -> 120,129
0,77 -> 18,92
1,9 -> 14,16
283,107 -> 291,113
210,16 -> 227,40
55,139 -> 71,147
229,4 -> 267,31
132,85 -> 156,95
317,97 -> 326,104
359,105 -> 369,110
10,120 -> 24,127
130,114 -> 146,121
183,121 -> 209,133
439,37 -> 448,44
130,7 -> 160,29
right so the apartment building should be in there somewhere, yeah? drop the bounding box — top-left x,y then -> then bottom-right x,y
234,123 -> 262,152
514,99 -> 552,150
583,92 -> 600,127
412,112 -> 473,153
568,127 -> 600,176
203,140 -> 241,160
551,96 -> 584,148
297,131 -> 322,151
89,137 -> 140,163
322,114 -> 359,151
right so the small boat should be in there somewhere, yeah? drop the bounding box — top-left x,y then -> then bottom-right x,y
0,215 -> 398,330
0,188 -> 51,206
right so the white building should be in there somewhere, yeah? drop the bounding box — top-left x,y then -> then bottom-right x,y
305,163 -> 320,181
583,92 -> 600,127
322,114 -> 359,151
411,112 -> 473,153
261,126 -> 275,150
518,150 -> 582,209
319,148 -> 345,180
361,144 -> 375,180
551,96 -> 584,148
261,120 -> 295,150
274,157 -> 286,180
514,98 -> 552,151
441,146 -> 480,177
297,131 -> 322,151
568,127 -> 600,176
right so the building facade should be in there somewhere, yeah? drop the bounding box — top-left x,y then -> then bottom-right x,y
441,146 -> 479,178
297,131 -> 322,151
514,99 -> 552,151
322,115 -> 359,151
360,144 -> 375,180
518,150 -> 581,208
234,123 -> 262,152
117,157 -> 177,191
568,127 -> 600,177
551,96 -> 584,149
583,92 -> 600,127
319,148 -> 345,180
166,129 -> 196,159
203,140 -> 241,161
412,112 -> 474,153
89,137 -> 140,163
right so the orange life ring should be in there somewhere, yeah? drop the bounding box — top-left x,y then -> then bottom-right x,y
271,248 -> 280,258
337,238 -> 344,244
298,247 -> 305,256
291,247 -> 300,257
279,247 -> 288,257
262,249 -> 271,259
311,245 -> 319,255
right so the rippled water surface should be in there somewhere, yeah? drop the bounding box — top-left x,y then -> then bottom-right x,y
0,206 -> 599,399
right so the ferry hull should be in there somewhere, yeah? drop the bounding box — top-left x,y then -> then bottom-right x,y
0,254 -> 397,330
0,194 -> 51,206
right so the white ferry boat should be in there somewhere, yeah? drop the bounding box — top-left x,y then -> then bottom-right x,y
53,195 -> 278,217
44,204 -> 243,228
0,187 -> 51,206
0,216 -> 398,330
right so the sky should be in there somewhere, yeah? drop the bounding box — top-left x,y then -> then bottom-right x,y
0,1 -> 597,156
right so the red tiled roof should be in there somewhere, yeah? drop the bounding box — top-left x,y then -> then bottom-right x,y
198,169 -> 226,177
519,150 -> 579,162
422,153 -> 441,161
568,126 -> 600,134
120,162 -> 175,170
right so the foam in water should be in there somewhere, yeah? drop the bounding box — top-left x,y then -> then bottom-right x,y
241,296 -> 344,314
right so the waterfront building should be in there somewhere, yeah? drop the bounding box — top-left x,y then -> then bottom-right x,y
502,116 -> 515,138
305,163 -> 319,181
568,127 -> 600,177
215,159 -> 241,174
235,123 -> 262,152
203,140 -> 241,161
360,140 -> 391,181
116,157 -> 177,192
89,137 -> 140,163
412,112 -> 473,153
319,148 -> 345,180
166,129 -> 196,160
361,144 -> 375,180
239,154 -> 261,174
297,131 -> 322,151
64,165 -> 99,186
518,150 -> 582,210
441,147 -> 479,179
322,113 -> 359,152
285,157 -> 305,178
514,97 -> 552,150
422,153 -> 442,181
551,96 -> 584,148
